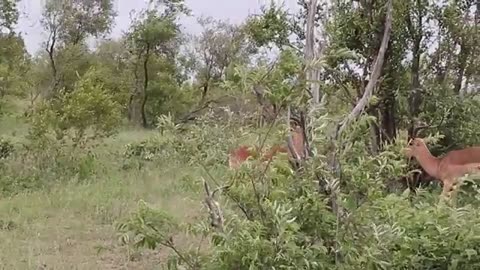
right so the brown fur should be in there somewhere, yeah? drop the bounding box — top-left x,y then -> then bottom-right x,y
403,138 -> 480,199
228,125 -> 306,169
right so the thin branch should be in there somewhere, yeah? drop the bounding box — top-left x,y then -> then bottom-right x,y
162,237 -> 197,269
203,179 -> 224,232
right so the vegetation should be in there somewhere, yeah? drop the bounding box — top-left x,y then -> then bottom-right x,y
0,0 -> 479,268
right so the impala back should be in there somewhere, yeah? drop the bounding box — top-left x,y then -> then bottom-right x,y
441,146 -> 480,165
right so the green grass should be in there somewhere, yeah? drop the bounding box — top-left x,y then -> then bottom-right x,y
0,101 -> 207,269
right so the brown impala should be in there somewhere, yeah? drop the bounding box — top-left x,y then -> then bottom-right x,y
228,121 -> 307,169
404,137 -> 480,199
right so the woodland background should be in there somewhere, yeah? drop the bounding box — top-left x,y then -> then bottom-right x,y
0,0 -> 479,269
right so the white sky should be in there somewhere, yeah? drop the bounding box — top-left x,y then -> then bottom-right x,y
15,0 -> 300,54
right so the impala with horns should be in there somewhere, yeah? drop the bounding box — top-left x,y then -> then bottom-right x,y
228,118 -> 308,170
403,122 -> 480,199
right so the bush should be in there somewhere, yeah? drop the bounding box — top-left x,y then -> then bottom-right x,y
0,136 -> 98,196
29,66 -> 122,145
115,112 -> 480,269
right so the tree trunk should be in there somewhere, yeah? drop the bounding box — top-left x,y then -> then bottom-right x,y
369,117 -> 381,154
128,84 -> 146,127
128,48 -> 149,128
380,91 -> 396,142
453,41 -> 469,95
408,37 -> 422,136
45,27 -> 59,99
407,4 -> 424,137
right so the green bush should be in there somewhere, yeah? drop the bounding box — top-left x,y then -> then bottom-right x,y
116,112 -> 480,269
29,66 -> 122,145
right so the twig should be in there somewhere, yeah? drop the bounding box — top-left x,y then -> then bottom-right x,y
162,237 -> 197,269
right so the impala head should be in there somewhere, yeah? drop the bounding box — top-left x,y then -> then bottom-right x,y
404,118 -> 434,159
403,137 -> 428,158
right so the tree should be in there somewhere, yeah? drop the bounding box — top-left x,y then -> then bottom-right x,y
0,0 -> 29,100
30,66 -> 122,144
125,9 -> 182,127
92,38 -> 132,110
0,34 -> 29,98
40,0 -> 116,96
192,16 -> 254,103
0,0 -> 18,34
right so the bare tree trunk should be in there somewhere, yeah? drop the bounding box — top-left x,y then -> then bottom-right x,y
408,38 -> 422,136
304,0 -> 321,104
45,27 -> 59,99
369,118 -> 380,154
300,0 -> 323,166
380,91 -> 396,141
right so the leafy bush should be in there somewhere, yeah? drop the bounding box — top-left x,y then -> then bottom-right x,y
0,136 -> 98,196
116,112 -> 480,269
29,66 -> 122,145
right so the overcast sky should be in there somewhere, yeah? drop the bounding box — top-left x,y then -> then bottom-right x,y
15,0 -> 299,54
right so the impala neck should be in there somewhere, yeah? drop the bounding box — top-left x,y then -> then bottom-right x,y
413,145 -> 440,178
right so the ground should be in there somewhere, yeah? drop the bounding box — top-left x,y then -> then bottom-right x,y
0,99 -> 207,269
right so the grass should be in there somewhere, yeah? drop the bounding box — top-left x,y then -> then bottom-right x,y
0,100 -> 208,269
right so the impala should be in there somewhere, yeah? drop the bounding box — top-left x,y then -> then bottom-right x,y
228,122 -> 306,169
404,137 -> 480,199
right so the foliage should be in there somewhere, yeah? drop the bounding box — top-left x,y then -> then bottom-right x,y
41,0 -> 116,45
0,0 -> 479,268
191,16 -> 255,101
125,8 -> 186,126
117,112 -> 480,269
116,200 -> 177,250
0,134 -> 98,196
244,2 -> 293,49
29,67 -> 122,144
0,34 -> 30,97
0,0 -> 18,33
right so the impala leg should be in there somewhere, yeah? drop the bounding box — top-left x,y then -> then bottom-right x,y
440,178 -> 460,203
440,179 -> 455,201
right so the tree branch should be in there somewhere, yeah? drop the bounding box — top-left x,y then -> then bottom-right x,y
334,0 -> 393,140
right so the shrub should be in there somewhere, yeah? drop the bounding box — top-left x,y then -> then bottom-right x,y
115,112 -> 480,269
28,66 -> 122,146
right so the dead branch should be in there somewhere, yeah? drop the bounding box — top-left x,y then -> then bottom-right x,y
203,179 -> 224,232
334,0 -> 393,140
